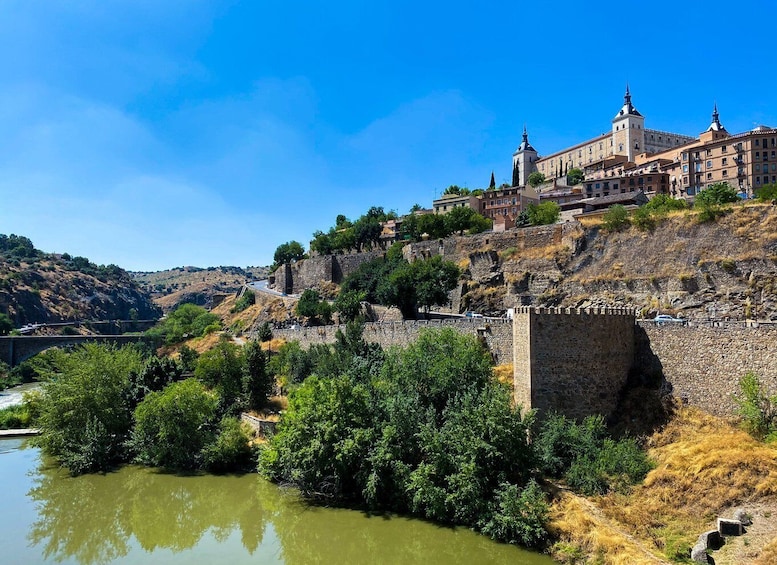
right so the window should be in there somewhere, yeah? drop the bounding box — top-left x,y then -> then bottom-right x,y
756,139 -> 760,147
683,176 -> 689,184
706,149 -> 712,156
707,173 -> 713,180
578,150 -> 582,157
682,153 -> 688,161
721,145 -> 727,153
722,158 -> 727,166
613,183 -> 619,190
722,170 -> 728,177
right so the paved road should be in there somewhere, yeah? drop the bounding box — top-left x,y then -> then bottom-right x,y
248,280 -> 298,299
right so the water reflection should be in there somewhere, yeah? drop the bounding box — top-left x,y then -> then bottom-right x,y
25,455 -> 554,565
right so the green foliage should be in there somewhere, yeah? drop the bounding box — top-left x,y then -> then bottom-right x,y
178,344 -> 199,372
129,378 -> 218,470
257,321 -> 273,342
567,168 -> 585,186
259,328 -> 545,546
755,182 -> 777,202
535,413 -> 652,496
736,372 -> 777,441
231,290 -> 255,313
695,182 -> 740,207
630,206 -> 656,231
272,241 -> 305,268
443,185 -> 470,196
201,416 -> 256,473
128,356 -> 183,408
268,341 -> 312,386
242,340 -> 273,409
195,338 -> 245,413
0,312 -> 13,335
146,303 -> 220,346
334,289 -> 366,323
0,403 -> 33,429
295,289 -> 332,324
527,172 -> 546,188
527,201 -> 560,226
0,233 -> 40,260
601,204 -> 630,231
379,256 -> 460,319
480,480 -> 549,548
36,344 -> 146,474
309,207 -> 396,255
644,193 -> 687,214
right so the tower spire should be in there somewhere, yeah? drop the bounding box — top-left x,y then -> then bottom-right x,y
707,102 -> 725,132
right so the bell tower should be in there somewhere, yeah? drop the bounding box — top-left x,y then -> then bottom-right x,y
611,85 -> 645,162
512,125 -> 538,187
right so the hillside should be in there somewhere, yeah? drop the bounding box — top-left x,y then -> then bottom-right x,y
132,265 -> 270,313
0,234 -> 160,328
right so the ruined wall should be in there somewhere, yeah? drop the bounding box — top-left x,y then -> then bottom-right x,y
270,318 -> 514,365
635,321 -> 777,417
513,307 -> 636,420
273,251 -> 385,294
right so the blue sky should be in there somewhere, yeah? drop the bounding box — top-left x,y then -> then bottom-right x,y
1,0 -> 775,271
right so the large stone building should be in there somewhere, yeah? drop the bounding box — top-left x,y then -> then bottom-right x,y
514,88 -> 777,198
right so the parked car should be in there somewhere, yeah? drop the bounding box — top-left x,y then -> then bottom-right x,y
464,311 -> 484,319
654,314 -> 686,325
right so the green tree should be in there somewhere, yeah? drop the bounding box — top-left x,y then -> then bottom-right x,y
527,201 -> 560,225
146,303 -> 220,346
36,344 -> 146,474
194,338 -> 245,414
296,289 -> 331,324
601,204 -> 630,231
201,416 -> 256,473
379,256 -> 460,319
242,340 -> 273,409
736,372 -> 777,441
334,289 -> 366,323
257,321 -> 273,342
0,312 -> 13,336
695,182 -> 740,207
273,241 -> 305,267
129,378 -> 218,470
567,168 -> 584,186
231,290 -> 255,313
527,172 -> 546,188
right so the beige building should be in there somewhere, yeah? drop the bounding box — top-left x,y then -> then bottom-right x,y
516,90 -> 776,199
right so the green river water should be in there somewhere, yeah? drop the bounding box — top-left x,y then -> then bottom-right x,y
0,438 -> 556,564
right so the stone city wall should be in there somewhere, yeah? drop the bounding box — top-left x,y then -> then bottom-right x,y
273,251 -> 385,295
513,307 -> 636,420
271,318 -> 514,365
635,321 -> 777,417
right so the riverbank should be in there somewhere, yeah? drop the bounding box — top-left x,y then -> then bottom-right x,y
0,382 -> 41,409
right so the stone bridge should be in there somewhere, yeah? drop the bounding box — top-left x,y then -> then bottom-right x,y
0,335 -> 152,367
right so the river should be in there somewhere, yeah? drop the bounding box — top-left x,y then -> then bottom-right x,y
0,439 -> 556,564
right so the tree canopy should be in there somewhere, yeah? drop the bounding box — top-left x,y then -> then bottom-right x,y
527,201 -> 560,225
273,241 -> 305,268
527,172 -> 546,188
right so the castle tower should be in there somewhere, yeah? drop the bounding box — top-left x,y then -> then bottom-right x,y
611,85 -> 645,162
512,125 -> 538,187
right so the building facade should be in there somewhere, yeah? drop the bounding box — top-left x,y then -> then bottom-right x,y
516,89 -> 775,199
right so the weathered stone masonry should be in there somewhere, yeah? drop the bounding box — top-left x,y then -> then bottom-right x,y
513,307 -> 636,421
267,313 -> 777,420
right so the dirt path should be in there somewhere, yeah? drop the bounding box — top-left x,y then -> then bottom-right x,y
709,502 -> 777,565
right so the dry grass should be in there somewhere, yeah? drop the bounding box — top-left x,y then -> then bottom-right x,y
550,406 -> 777,563
492,364 -> 513,390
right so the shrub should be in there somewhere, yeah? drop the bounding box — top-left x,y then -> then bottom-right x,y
0,404 -> 31,429
257,322 -> 273,342
601,204 -> 630,231
736,372 -> 777,441
231,290 -> 255,313
36,344 -> 146,474
201,416 -> 255,473
480,480 -> 549,548
146,303 -> 220,345
129,378 -> 218,470
755,182 -> 777,202
527,201 -> 560,226
631,206 -> 656,231
695,182 -> 739,207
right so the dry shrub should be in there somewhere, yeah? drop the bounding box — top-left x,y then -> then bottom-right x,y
754,537 -> 777,565
457,257 -> 471,270
263,337 -> 287,353
492,364 -> 513,389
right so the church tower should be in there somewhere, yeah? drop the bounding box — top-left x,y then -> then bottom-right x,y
611,85 -> 645,162
512,126 -> 538,187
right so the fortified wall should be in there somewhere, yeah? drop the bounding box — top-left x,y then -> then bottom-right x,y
271,318 -> 514,365
635,322 -> 777,417
513,307 -> 636,420
274,250 -> 384,295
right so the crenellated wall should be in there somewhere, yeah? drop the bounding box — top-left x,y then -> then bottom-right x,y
513,306 -> 636,420
272,318 -> 515,365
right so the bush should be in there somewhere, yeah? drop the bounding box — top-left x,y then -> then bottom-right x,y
695,182 -> 740,207
231,290 -> 255,313
527,201 -> 560,226
736,372 -> 777,441
0,404 -> 32,429
257,322 -> 273,342
36,344 -> 146,474
201,416 -> 256,473
129,378 -> 218,470
145,303 -> 220,346
630,206 -> 656,231
480,480 -> 549,548
755,182 -> 777,202
601,204 -> 630,231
